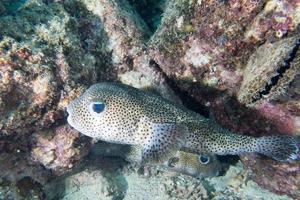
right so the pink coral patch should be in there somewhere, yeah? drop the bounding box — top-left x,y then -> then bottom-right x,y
258,102 -> 297,135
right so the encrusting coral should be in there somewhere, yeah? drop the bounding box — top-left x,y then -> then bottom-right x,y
31,125 -> 92,175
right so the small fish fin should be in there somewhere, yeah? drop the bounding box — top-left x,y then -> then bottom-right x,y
138,118 -> 187,164
256,135 -> 299,162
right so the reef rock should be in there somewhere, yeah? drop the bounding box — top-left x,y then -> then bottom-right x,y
0,132 -> 51,199
241,154 -> 300,199
0,1 -> 111,136
148,0 -> 300,135
31,125 -> 92,175
148,1 -> 300,197
150,0 -> 300,94
0,124 -> 91,199
237,35 -> 300,134
208,161 -> 292,200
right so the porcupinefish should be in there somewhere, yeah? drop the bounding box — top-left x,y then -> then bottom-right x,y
91,141 -> 222,179
67,82 -> 299,164
165,151 -> 222,179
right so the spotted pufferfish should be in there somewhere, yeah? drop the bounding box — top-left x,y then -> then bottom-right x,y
67,82 -> 299,165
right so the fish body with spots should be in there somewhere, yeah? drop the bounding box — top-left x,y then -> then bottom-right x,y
67,82 -> 299,164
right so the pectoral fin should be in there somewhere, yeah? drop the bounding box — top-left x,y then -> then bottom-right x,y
137,118 -> 188,164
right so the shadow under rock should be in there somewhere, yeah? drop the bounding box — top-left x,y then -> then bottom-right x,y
174,80 -> 297,138
127,0 -> 166,33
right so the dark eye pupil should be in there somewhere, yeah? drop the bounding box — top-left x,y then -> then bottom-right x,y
92,103 -> 105,113
199,155 -> 209,164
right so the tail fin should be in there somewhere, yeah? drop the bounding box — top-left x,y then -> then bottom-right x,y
256,135 -> 299,162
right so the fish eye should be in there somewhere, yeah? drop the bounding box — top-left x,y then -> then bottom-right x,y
199,155 -> 210,164
90,102 -> 105,113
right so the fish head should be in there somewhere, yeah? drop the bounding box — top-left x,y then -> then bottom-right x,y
166,152 -> 223,179
66,83 -> 139,139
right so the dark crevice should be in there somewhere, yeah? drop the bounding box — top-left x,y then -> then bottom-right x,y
252,38 -> 300,102
173,84 -> 210,118
127,0 -> 166,33
149,59 -> 210,118
124,56 -> 134,71
217,155 -> 240,176
16,177 -> 46,199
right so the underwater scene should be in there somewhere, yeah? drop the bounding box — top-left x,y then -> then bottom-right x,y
0,0 -> 300,199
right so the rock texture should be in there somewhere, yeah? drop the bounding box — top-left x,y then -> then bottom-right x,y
148,1 -> 300,198
241,154 -> 300,199
31,125 -> 92,175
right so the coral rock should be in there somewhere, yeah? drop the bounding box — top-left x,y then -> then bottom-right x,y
31,125 -> 92,175
241,154 -> 300,199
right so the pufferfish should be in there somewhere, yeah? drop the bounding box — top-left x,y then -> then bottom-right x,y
164,151 -> 222,179
91,141 -> 222,179
67,82 -> 299,164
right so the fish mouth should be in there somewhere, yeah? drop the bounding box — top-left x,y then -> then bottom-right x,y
66,102 -> 72,114
66,113 -> 74,128
65,104 -> 74,127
